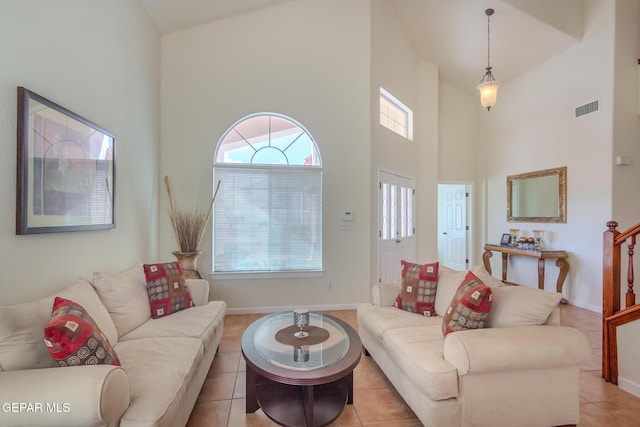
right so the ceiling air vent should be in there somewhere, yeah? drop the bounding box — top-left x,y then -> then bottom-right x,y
575,100 -> 599,118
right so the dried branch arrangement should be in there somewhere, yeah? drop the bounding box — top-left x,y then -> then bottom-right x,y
164,176 -> 221,253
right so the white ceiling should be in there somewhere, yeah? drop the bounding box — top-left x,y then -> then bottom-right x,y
139,0 -> 583,94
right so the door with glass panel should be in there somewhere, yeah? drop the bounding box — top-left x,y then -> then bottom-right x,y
378,171 -> 416,284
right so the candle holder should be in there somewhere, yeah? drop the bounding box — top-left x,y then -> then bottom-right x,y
509,229 -> 519,247
293,309 -> 310,339
293,345 -> 310,363
533,230 -> 545,250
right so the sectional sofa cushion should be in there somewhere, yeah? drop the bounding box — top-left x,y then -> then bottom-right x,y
357,304 -> 442,343
487,285 -> 562,328
383,325 -> 459,400
143,262 -> 194,319
119,301 -> 226,355
114,336 -> 204,427
394,260 -> 439,316
92,262 -> 151,338
0,279 -> 117,371
43,297 -> 120,367
442,272 -> 492,336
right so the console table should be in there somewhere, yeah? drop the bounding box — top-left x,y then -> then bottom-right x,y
482,244 -> 569,302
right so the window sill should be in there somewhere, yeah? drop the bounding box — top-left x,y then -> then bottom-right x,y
209,270 -> 324,280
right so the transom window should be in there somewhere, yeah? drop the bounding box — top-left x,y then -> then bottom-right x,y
379,87 -> 413,140
213,113 -> 322,276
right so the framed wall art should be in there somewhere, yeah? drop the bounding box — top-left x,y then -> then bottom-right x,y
16,87 -> 115,234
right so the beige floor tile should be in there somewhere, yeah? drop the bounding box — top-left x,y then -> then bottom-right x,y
578,402 -> 632,427
326,404 -> 361,426
198,372 -> 238,402
234,371 -> 246,399
218,334 -> 242,353
353,355 -> 392,389
208,351 -> 241,375
227,398 -> 280,427
186,399 -> 231,427
580,370 -> 636,403
361,420 -> 424,427
580,346 -> 602,372
593,395 -> 640,424
353,386 -> 418,424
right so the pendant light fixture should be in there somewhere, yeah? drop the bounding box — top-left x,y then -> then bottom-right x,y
477,8 -> 499,111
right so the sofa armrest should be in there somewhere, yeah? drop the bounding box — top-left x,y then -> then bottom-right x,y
186,278 -> 210,306
0,365 -> 129,427
443,325 -> 591,375
372,282 -> 401,307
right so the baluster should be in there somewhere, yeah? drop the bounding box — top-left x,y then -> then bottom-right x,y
627,236 -> 636,307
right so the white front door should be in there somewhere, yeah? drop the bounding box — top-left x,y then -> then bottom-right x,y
438,184 -> 469,270
378,171 -> 416,283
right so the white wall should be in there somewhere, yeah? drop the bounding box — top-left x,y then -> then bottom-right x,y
438,82 -> 483,265
369,1 -> 440,285
160,0 -> 372,311
0,0 -> 160,304
484,0 -> 616,312
611,0 -> 640,398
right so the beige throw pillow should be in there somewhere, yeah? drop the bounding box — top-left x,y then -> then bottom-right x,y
92,262 -> 151,338
486,285 -> 562,328
0,278 -> 116,371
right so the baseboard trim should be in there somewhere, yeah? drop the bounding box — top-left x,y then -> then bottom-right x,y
618,376 -> 640,398
564,298 -> 601,314
225,303 -> 361,315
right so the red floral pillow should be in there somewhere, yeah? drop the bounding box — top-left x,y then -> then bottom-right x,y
394,260 -> 439,316
442,271 -> 493,336
143,262 -> 194,319
43,297 -> 120,367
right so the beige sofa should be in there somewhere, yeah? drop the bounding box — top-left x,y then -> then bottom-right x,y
357,265 -> 591,427
0,262 -> 226,427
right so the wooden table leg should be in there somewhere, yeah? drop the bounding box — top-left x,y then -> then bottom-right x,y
537,259 -> 545,290
482,249 -> 493,274
556,258 -> 570,303
501,253 -> 508,281
345,372 -> 354,404
245,365 -> 259,413
302,385 -> 314,426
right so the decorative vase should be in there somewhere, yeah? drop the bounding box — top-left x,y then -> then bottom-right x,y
293,308 -> 310,338
172,251 -> 202,279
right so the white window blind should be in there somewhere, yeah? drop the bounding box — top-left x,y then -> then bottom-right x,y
213,166 -> 322,273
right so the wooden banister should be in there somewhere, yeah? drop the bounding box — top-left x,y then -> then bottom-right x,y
603,305 -> 640,384
602,220 -> 640,384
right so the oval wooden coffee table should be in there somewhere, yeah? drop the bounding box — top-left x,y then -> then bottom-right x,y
242,311 -> 362,427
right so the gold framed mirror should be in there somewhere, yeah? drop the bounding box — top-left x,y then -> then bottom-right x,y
507,166 -> 566,223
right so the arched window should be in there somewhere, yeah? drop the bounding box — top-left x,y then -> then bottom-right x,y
213,113 -> 322,276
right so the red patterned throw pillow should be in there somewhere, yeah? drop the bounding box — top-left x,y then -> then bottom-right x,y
442,271 -> 493,336
43,297 -> 120,367
143,262 -> 194,319
394,260 -> 439,316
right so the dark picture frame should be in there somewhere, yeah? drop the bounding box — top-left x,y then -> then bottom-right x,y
500,233 -> 511,245
16,87 -> 115,234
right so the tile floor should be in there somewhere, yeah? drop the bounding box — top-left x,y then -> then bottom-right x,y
186,305 -> 640,427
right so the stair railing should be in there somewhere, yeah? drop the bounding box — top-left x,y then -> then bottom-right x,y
602,221 -> 640,384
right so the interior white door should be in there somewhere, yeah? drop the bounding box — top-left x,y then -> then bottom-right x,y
378,171 -> 416,283
438,184 -> 469,270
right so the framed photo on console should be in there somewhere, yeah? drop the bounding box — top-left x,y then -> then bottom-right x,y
500,233 -> 511,245
16,87 -> 115,234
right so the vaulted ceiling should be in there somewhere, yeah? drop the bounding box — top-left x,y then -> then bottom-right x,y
139,0 -> 583,94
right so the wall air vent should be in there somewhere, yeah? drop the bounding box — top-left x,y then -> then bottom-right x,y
575,100 -> 599,118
